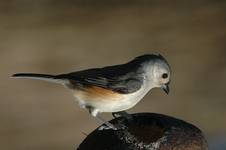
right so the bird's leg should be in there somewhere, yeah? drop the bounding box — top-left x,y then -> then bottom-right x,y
112,111 -> 133,129
88,107 -> 117,130
96,115 -> 118,130
112,111 -> 133,121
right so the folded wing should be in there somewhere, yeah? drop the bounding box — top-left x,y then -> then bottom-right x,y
56,64 -> 143,94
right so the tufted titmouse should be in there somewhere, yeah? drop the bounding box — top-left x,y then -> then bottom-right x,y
12,54 -> 171,130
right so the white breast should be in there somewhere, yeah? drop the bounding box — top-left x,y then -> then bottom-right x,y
105,83 -> 152,112
70,81 -> 153,113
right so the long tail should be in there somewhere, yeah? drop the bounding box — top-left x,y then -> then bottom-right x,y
12,73 -> 67,84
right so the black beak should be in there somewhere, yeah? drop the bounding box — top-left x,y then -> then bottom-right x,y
162,83 -> 170,95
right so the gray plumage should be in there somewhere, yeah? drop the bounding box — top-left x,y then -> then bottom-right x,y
12,54 -> 171,130
13,54 -> 169,94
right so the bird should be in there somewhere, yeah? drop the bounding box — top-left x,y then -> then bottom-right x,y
12,54 -> 171,130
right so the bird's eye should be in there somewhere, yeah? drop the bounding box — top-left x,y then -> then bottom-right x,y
162,73 -> 168,79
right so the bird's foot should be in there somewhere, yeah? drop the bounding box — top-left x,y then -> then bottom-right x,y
98,124 -> 117,130
112,111 -> 133,122
98,122 -> 127,131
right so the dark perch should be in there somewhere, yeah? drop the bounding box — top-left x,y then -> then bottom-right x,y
77,113 -> 208,150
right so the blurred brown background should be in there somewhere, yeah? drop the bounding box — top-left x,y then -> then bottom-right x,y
1,0 -> 226,150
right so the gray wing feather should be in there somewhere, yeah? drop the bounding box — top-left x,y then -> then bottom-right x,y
57,66 -> 144,94
84,76 -> 143,93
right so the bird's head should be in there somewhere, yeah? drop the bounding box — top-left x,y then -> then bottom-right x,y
151,56 -> 171,94
134,54 -> 171,94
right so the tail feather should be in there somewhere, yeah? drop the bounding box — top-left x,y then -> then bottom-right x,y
12,73 -> 67,84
